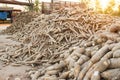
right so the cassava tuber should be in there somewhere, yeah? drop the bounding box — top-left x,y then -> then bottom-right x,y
59,71 -> 70,79
46,70 -> 59,75
74,63 -> 81,79
101,51 -> 113,60
90,45 -> 110,63
91,71 -> 100,80
109,24 -> 120,33
109,58 -> 120,68
76,55 -> 90,65
83,59 -> 110,80
77,61 -> 93,80
101,68 -> 120,80
113,50 -> 120,58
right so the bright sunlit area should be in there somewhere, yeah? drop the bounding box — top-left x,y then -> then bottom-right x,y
88,0 -> 120,13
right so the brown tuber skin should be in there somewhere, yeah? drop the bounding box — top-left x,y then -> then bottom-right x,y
85,48 -> 91,57
101,69 -> 120,80
39,75 -> 58,80
109,43 -> 117,50
84,41 -> 93,47
31,71 -> 41,80
113,50 -> 120,58
74,63 -> 81,79
99,31 -> 119,41
109,24 -> 120,33
90,45 -> 110,63
69,68 -> 74,78
83,59 -> 110,80
109,42 -> 120,50
77,61 -> 93,80
90,51 -> 97,57
76,55 -> 90,65
46,70 -> 59,75
101,51 -> 113,60
59,71 -> 70,79
46,61 -> 66,71
71,47 -> 85,57
65,47 -> 85,69
65,56 -> 76,69
109,58 -> 120,68
91,71 -> 100,80
112,44 -> 120,52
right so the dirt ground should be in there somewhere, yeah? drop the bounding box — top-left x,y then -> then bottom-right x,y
0,24 -> 32,80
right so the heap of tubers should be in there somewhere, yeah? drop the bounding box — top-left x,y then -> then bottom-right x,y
1,12 -> 40,35
1,6 -> 120,80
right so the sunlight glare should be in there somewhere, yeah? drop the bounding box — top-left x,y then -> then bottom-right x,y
99,0 -> 110,11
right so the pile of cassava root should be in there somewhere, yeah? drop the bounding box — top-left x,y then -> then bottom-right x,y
1,7 -> 120,80
2,12 -> 39,34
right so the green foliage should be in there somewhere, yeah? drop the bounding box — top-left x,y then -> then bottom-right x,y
33,0 -> 40,12
24,0 -> 40,12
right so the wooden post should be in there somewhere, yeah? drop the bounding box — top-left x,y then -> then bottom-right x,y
10,10 -> 13,23
51,0 -> 53,12
65,1 -> 66,7
70,2 -> 71,7
42,2 -> 44,13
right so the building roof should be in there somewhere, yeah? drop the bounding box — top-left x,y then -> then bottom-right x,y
0,7 -> 13,11
0,0 -> 33,6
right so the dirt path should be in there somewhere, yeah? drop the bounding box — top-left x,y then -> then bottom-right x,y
0,26 -> 32,80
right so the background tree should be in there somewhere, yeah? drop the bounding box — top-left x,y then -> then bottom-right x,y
25,0 -> 40,12
34,0 -> 40,12
26,0 -> 34,11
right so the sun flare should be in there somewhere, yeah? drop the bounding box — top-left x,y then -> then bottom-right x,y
87,0 -> 120,12
99,0 -> 110,11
